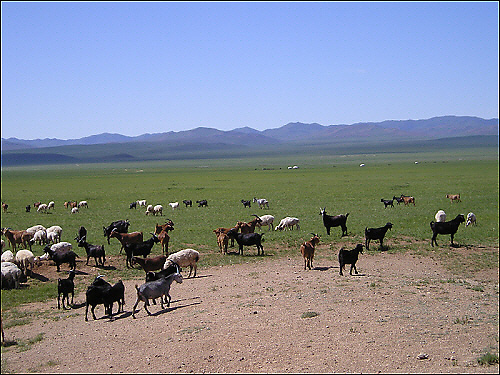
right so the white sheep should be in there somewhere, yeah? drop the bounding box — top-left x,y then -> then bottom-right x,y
26,225 -> 46,235
78,200 -> 88,208
15,249 -> 36,275
1,262 -> 22,289
1,250 -> 15,263
137,199 -> 147,207
275,217 -> 300,231
466,212 -> 477,227
169,202 -> 179,211
32,229 -> 48,245
145,204 -> 154,215
153,204 -> 163,216
435,210 -> 446,223
255,214 -> 275,231
47,201 -> 55,209
47,231 -> 60,244
46,226 -> 63,240
164,249 -> 200,278
37,203 -> 48,213
71,207 -> 79,214
48,242 -> 73,254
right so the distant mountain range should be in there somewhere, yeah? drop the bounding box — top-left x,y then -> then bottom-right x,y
1,116 -> 498,166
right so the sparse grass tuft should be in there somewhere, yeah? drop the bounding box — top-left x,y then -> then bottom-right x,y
301,311 -> 319,318
477,352 -> 499,366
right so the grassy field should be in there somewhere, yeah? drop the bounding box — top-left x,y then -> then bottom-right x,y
1,150 -> 498,309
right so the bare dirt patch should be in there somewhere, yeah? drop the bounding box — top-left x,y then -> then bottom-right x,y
2,246 -> 499,374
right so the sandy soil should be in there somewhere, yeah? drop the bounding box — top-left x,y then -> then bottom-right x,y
1,242 -> 499,374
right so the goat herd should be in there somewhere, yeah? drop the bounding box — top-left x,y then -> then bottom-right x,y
1,193 -> 477,321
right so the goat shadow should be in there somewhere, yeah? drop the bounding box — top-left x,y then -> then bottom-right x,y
312,266 -> 334,271
132,300 -> 202,318
27,272 -> 49,282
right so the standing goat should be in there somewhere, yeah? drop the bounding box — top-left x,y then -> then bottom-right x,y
430,214 -> 465,247
338,244 -> 364,276
58,270 -> 76,309
364,222 -> 393,251
319,208 -> 349,237
299,234 -> 320,270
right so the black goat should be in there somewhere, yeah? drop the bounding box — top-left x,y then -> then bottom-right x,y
183,200 -> 192,207
392,196 -> 404,205
145,261 -> 180,305
103,219 -> 130,244
227,232 -> 264,256
129,201 -> 137,209
365,222 -> 393,250
77,237 -> 106,267
338,244 -> 364,276
430,214 -> 465,247
241,199 -> 251,208
43,245 -> 78,272
25,205 -> 31,213
85,275 -> 112,321
196,200 -> 208,207
57,270 -> 76,309
319,207 -> 349,237
381,198 -> 394,208
123,234 -> 160,268
75,225 -> 87,242
103,280 -> 125,317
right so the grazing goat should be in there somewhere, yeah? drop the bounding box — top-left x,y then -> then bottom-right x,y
109,230 -> 143,254
227,232 -> 264,256
129,201 -> 137,209
43,243 -> 78,272
71,207 -> 79,214
153,204 -> 163,216
131,255 -> 167,273
401,195 -> 415,206
275,217 -> 300,231
132,273 -> 183,318
182,200 -> 192,207
254,214 -> 275,231
164,249 -> 200,278
1,250 -> 14,263
241,199 -> 251,208
77,238 -> 106,267
319,208 -> 349,237
430,214 -> 465,247
381,198 -> 394,208
435,210 -> 447,223
338,244 -> 364,276
137,199 -> 147,207
300,234 -> 320,270
393,196 -> 404,205
47,201 -> 55,210
196,199 -> 208,207
103,219 -> 130,244
123,234 -> 160,268
466,212 -> 477,227
78,200 -> 88,208
365,222 -> 393,251
15,249 -> 36,276
446,194 -> 461,203
58,270 -> 76,309
253,197 -> 269,209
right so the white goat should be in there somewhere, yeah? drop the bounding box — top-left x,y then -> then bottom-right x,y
164,249 -> 200,278
145,204 -> 154,215
37,203 -> 48,213
253,197 -> 269,209
78,200 -> 88,208
137,199 -> 147,207
47,201 -> 55,210
255,214 -> 275,231
71,207 -> 79,214
275,217 -> 300,231
435,210 -> 446,223
169,202 -> 179,211
466,212 -> 477,226
153,205 -> 164,216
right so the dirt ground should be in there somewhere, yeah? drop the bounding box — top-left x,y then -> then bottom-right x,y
1,243 -> 499,374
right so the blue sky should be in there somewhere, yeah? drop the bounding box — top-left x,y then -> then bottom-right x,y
1,1 -> 498,140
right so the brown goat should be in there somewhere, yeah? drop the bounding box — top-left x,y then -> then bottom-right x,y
401,195 -> 415,206
2,228 -> 27,251
236,216 -> 263,234
446,194 -> 461,203
216,232 -> 229,254
131,255 -> 167,273
157,230 -> 170,255
213,226 -> 238,248
300,234 -> 320,270
109,230 -> 144,254
154,221 -> 175,235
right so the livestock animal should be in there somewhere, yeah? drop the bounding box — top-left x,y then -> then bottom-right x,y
446,194 -> 461,203
2,203 -> 8,213
30,229 -> 48,246
129,201 -> 137,209
137,199 -> 147,207
227,232 -> 264,256
154,221 -> 175,234
131,255 -> 167,273
157,230 -> 170,255
47,231 -> 60,244
43,243 -> 77,271
392,196 -> 405,205
401,195 -> 415,206
236,215 -> 262,234
2,228 -> 26,251
132,273 -> 183,318
145,204 -> 154,215
109,230 -> 144,254
466,212 -> 477,227
430,214 -> 466,247
153,204 -> 163,216
300,234 -> 320,270
253,197 -> 269,209
103,220 -> 130,244
213,226 -> 238,248
75,226 -> 87,242
254,215 -> 275,231
15,249 -> 36,276
216,231 -> 229,254
85,275 -> 112,321
381,198 -> 394,208
77,238 -> 106,267
338,244 -> 364,276
241,200 -> 251,208
319,208 -> 349,236
123,234 -> 160,268
364,222 -> 393,251
47,201 -> 55,210
168,202 -> 179,211
25,225 -> 46,235
1,262 -> 22,289
25,205 -> 31,213
182,200 -> 192,207
78,200 -> 88,208
196,200 -> 208,207
1,250 -> 14,263
275,217 -> 300,231
102,280 -> 126,318
164,249 -> 200,278
71,207 -> 79,214
58,270 -> 76,309
145,262 -> 180,304
37,203 -> 48,213
435,210 -> 447,223
46,226 -> 63,241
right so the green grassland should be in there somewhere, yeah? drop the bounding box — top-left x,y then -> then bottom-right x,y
1,149 -> 498,309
